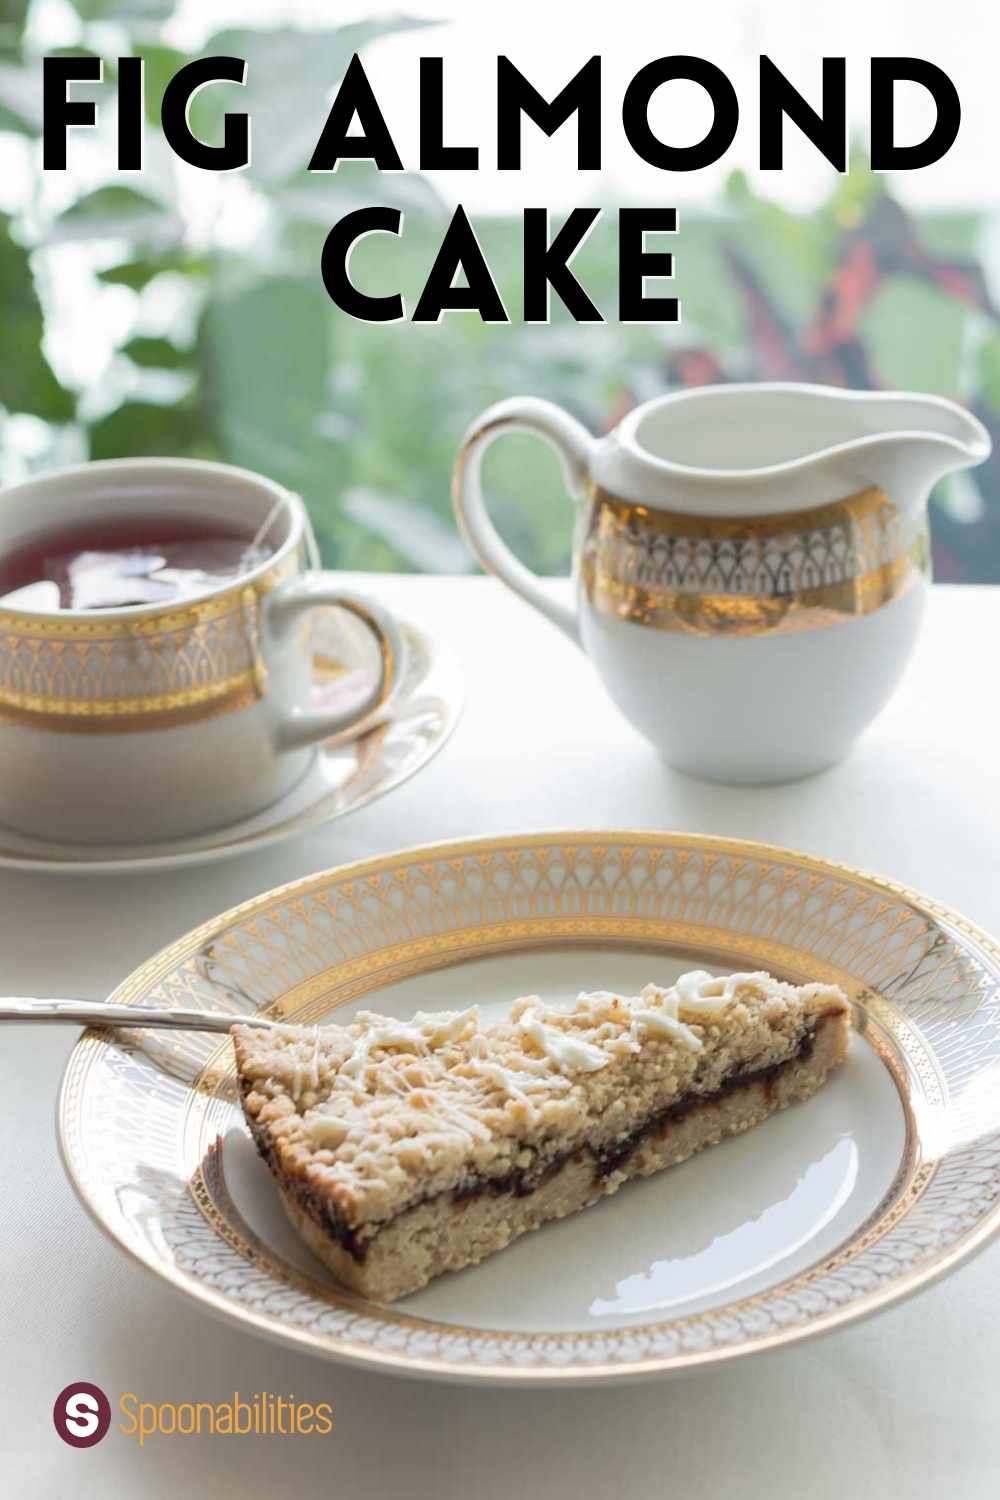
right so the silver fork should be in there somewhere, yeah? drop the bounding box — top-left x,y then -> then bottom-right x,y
0,999 -> 282,1033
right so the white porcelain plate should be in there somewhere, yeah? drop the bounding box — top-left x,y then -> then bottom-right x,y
59,833 -> 1000,1385
0,609 -> 461,873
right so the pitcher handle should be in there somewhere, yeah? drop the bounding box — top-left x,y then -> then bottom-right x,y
452,397 -> 596,644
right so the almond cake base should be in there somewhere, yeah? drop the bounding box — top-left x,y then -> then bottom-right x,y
235,973 -> 850,1303
270,1009 -> 846,1303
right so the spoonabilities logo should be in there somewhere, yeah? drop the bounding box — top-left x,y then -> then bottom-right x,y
53,1382 -> 111,1448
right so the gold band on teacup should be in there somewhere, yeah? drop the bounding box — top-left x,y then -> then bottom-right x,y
580,485 -> 929,637
0,551 -> 299,640
0,670 -> 265,733
0,551 -> 300,732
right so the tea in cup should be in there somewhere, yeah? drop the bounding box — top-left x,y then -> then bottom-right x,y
0,458 -> 405,843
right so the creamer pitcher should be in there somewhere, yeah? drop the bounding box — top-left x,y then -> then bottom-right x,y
453,383 -> 990,783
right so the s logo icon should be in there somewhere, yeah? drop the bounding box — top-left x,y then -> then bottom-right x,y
53,1382 -> 112,1447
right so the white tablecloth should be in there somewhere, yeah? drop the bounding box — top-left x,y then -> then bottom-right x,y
3,578 -> 999,1497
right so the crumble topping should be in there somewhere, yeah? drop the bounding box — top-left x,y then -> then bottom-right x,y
234,970 -> 847,1229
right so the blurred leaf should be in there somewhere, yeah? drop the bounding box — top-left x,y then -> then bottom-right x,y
0,0 -> 28,62
916,211 -> 980,259
0,217 -> 73,419
0,0 -> 29,27
0,44 -> 114,137
977,330 -> 1000,414
88,399 -> 202,460
826,142 -> 884,231
343,487 -> 470,572
198,271 -> 333,495
72,0 -> 173,19
192,18 -> 436,184
0,59 -> 41,132
98,250 -> 213,289
121,335 -> 190,368
139,44 -> 185,124
723,168 -> 751,206
862,277 -> 966,394
728,196 -> 835,324
274,161 -> 445,225
50,186 -> 180,245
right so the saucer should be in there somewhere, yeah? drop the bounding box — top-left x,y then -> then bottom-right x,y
0,609 -> 461,874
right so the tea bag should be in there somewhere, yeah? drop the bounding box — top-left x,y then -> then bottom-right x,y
63,551 -> 175,609
49,541 -> 272,610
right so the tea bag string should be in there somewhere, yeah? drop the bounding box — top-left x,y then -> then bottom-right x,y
243,496 -> 285,567
239,492 -> 320,573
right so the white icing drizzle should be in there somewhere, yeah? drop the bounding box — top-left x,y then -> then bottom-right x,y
413,1086 -> 494,1143
302,973 -> 758,1148
306,1006 -> 488,1148
517,1006 -> 610,1074
287,1028 -> 323,1098
467,1057 -> 571,1103
630,1005 -> 703,1052
674,970 -> 765,1014
410,1006 -> 480,1046
339,1022 -> 423,1081
338,1007 -> 479,1082
514,970 -> 761,1067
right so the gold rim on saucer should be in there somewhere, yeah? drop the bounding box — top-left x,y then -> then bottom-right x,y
57,832 -> 1000,1384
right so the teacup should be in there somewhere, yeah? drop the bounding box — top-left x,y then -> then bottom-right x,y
454,384 -> 990,783
0,458 -> 405,843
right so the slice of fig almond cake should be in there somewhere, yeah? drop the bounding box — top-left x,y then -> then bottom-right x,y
234,970 -> 850,1302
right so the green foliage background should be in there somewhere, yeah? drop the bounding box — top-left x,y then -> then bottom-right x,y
1,2 -> 998,579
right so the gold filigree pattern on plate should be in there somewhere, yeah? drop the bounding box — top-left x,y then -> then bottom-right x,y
58,834 -> 1000,1384
581,485 -> 929,636
0,550 -> 300,729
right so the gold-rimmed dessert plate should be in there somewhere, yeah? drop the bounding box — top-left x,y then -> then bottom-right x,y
58,832 -> 1000,1384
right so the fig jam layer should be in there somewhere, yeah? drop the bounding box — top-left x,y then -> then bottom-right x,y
250,1019 -> 827,1267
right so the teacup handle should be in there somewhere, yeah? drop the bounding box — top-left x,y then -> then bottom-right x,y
452,396 -> 595,644
268,577 -> 406,751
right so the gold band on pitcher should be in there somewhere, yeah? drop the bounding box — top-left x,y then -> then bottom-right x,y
581,485 -> 929,637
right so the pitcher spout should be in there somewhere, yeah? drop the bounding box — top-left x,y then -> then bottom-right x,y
612,382 -> 991,499
838,390 -> 992,497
